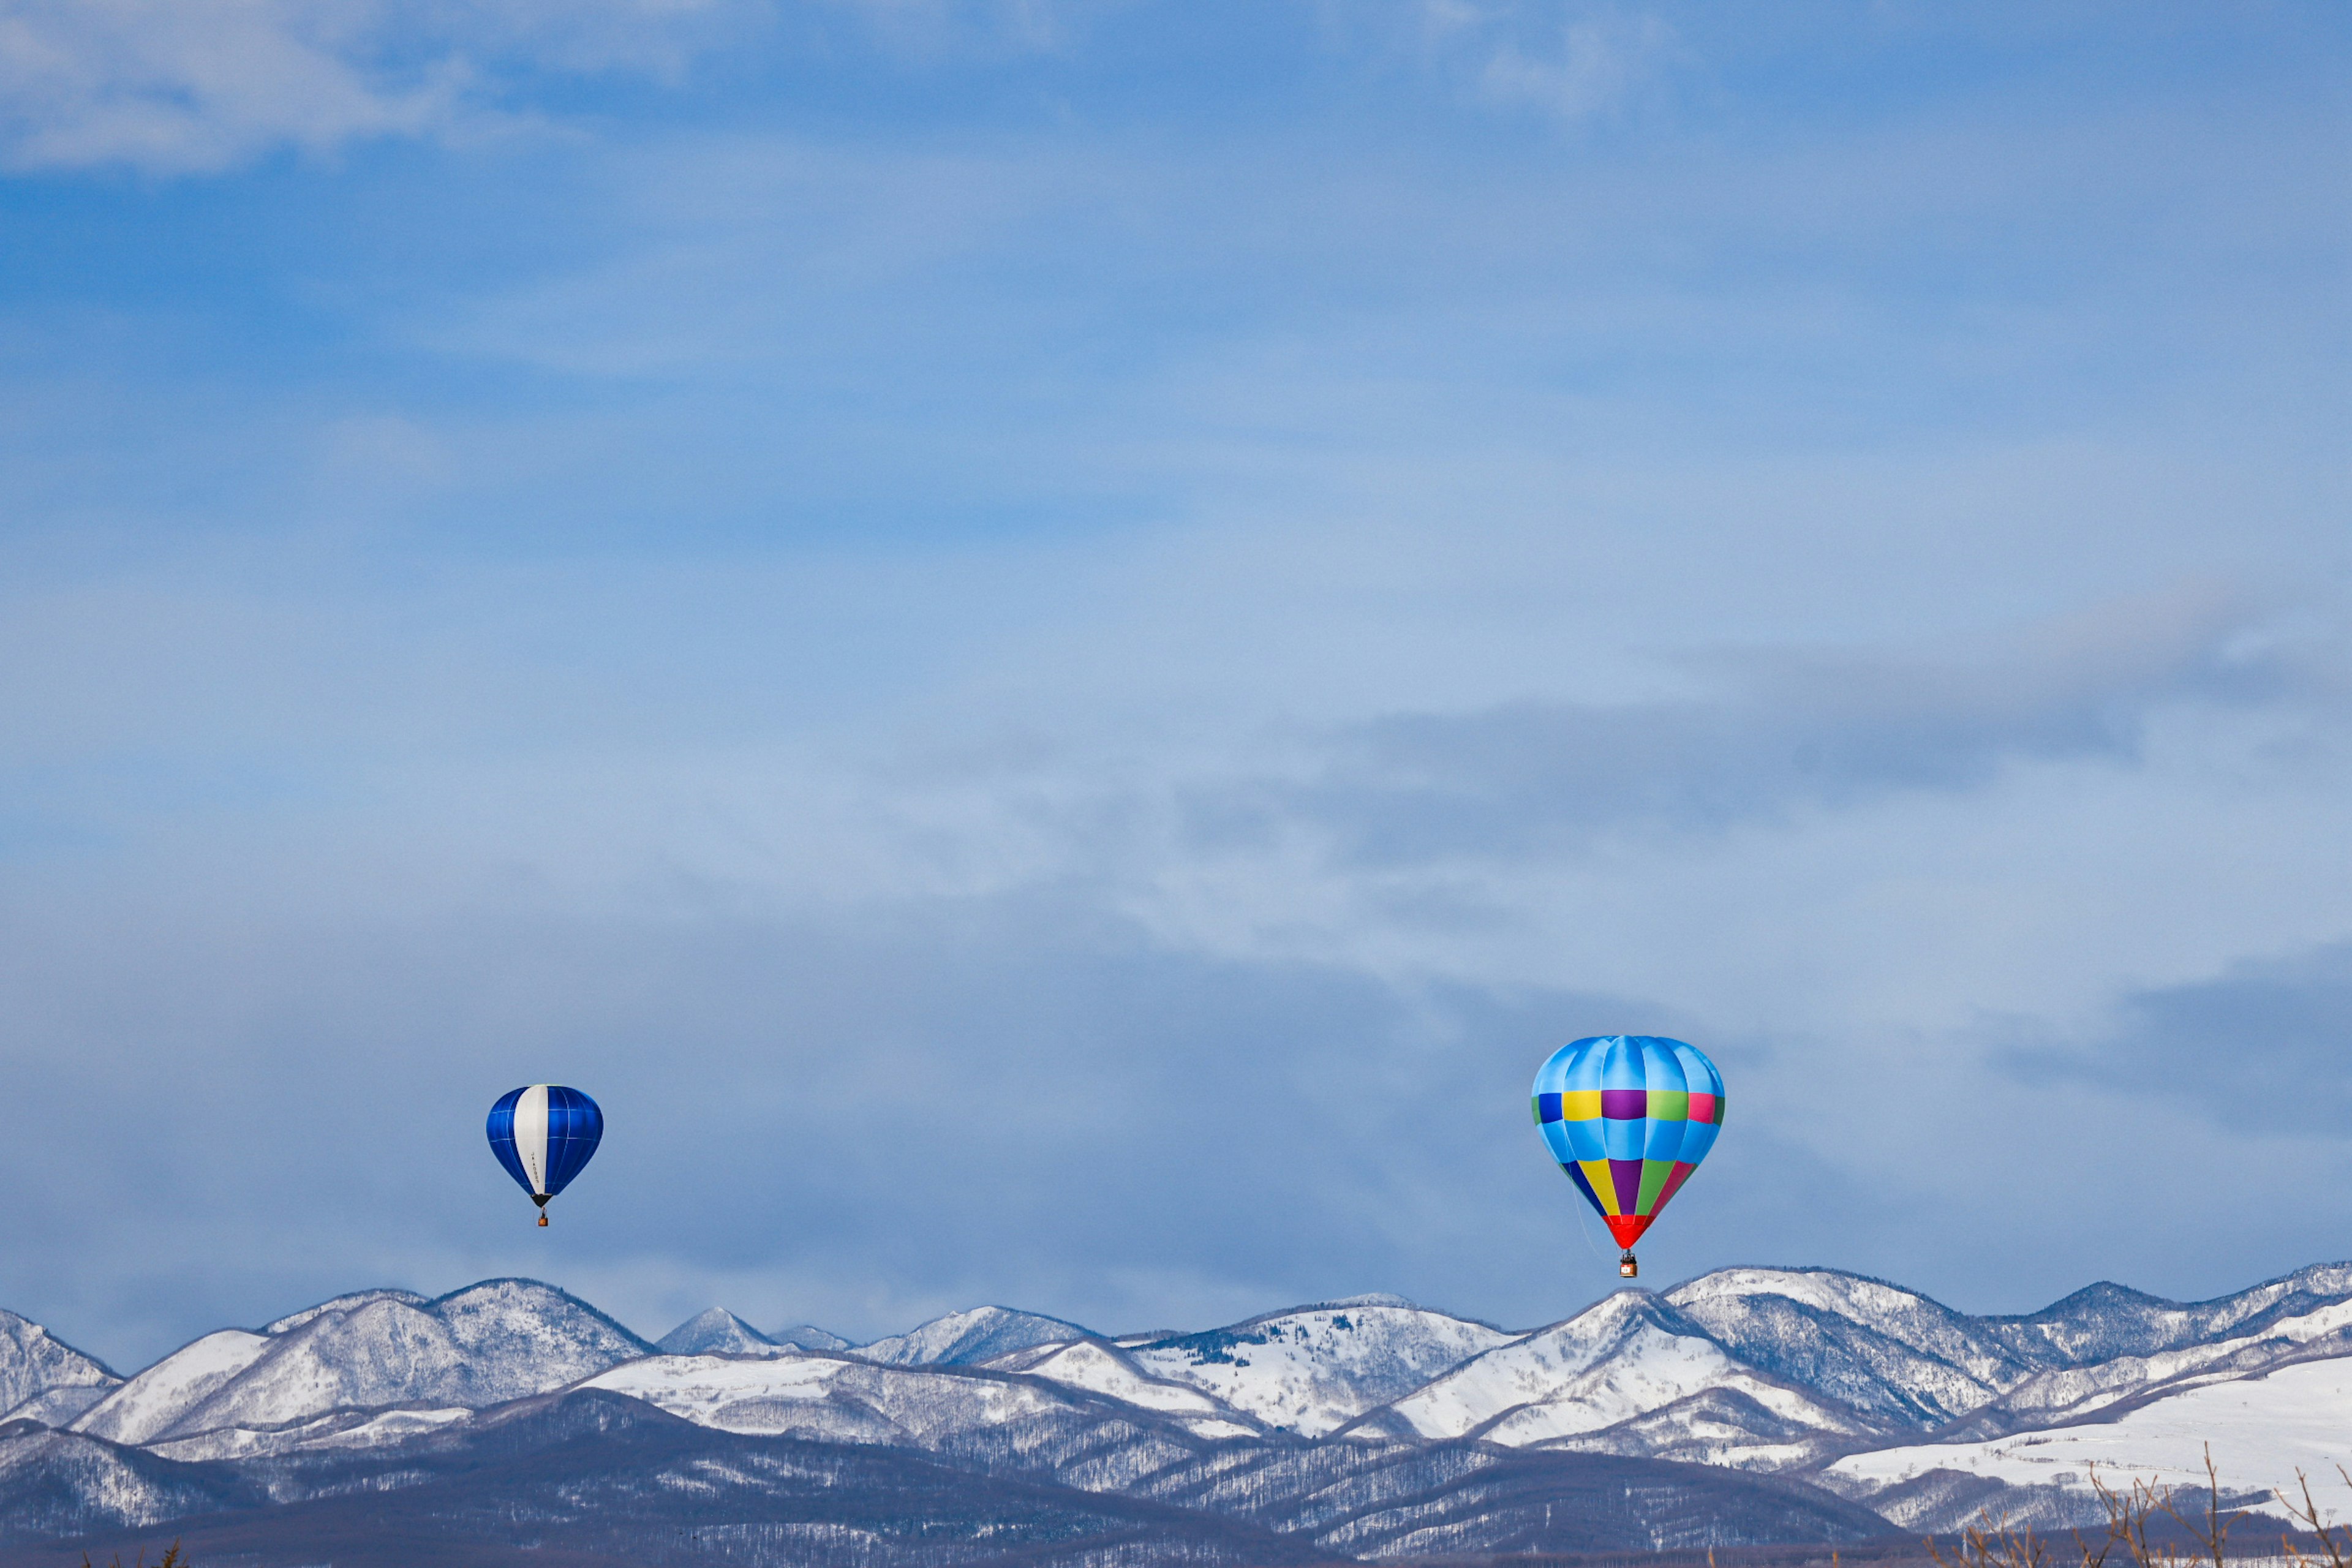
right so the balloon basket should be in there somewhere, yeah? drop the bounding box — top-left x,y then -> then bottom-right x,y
538,1214 -> 549,1227
1618,1251 -> 1638,1279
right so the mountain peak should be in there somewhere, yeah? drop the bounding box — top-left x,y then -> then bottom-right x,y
856,1306 -> 1093,1367
266,1289 -> 431,1336
658,1309 -> 791,1359
428,1278 -> 657,1358
0,1308 -> 121,1427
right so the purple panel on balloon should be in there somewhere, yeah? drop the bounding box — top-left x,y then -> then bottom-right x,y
1600,1088 -> 1648,1119
1608,1158 -> 1645,1211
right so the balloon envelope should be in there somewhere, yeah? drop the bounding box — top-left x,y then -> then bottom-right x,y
487,1085 -> 603,1205
1531,1036 -> 1724,1249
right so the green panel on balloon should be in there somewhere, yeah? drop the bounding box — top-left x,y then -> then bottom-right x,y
1636,1158 -> 1673,1213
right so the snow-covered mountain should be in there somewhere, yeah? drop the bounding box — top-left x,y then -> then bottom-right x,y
1665,1267 -> 2040,1427
658,1307 -> 797,1358
855,1305 -> 1093,1366
1382,1291 -> 1884,1465
1118,1297 -> 1515,1436
769,1321 -> 854,1352
6,1261 -> 2352,1564
982,1336 -> 1256,1423
0,1310 -> 119,1428
71,1278 -> 648,1449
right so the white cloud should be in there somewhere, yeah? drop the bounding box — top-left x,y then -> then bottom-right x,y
1344,0 -> 1675,121
0,0 -> 1139,173
0,0 -> 441,172
1472,6 -> 1672,118
0,0 -> 747,173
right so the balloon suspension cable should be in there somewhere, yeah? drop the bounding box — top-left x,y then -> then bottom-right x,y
1568,1200 -> 1607,1264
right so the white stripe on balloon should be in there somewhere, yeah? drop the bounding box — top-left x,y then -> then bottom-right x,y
515,1084 -> 550,1196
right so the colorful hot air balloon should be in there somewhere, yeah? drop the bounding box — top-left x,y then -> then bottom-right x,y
487,1085 -> 603,1226
1531,1035 -> 1723,1279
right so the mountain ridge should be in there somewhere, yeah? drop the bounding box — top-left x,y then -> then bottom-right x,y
0,1260 -> 2345,1564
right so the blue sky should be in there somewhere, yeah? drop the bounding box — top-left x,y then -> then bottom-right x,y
0,0 -> 2346,1371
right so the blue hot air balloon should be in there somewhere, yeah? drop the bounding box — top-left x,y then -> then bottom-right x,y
1531,1035 -> 1724,1279
487,1085 -> 603,1226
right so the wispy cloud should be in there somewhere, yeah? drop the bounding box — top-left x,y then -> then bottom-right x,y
2007,940 -> 2352,1135
1345,0 -> 1677,121
0,0 -> 755,172
1276,587 -> 2310,867
0,0 -> 1132,173
1466,4 -> 1672,119
1,0 -> 447,172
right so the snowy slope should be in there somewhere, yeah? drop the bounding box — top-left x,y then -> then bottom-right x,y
1123,1298 -> 1513,1436
1956,1294 -> 2352,1434
856,1306 -> 1093,1366
658,1308 -> 794,1358
1987,1264 -> 2352,1367
0,1310 -> 119,1427
1825,1355 -> 2352,1520
74,1278 -> 649,1446
1386,1293 -> 1882,1459
74,1331 -> 276,1446
1667,1268 -> 2037,1425
145,1404 -> 477,1463
982,1338 -> 1251,1422
579,1349 -> 1258,1446
1523,1385 -> 1887,1471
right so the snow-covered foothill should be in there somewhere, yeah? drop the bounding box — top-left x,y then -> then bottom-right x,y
146,1404 -> 477,1463
3,1385 -> 115,1428
982,1338 -> 1251,1422
0,1425 -> 244,1536
1123,1298 -> 1515,1437
1825,1356 -> 2352,1518
580,1349 -> 1257,1446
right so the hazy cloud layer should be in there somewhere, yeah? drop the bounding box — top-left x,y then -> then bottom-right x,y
2012,941 -> 2352,1134
1292,590 -> 2305,864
